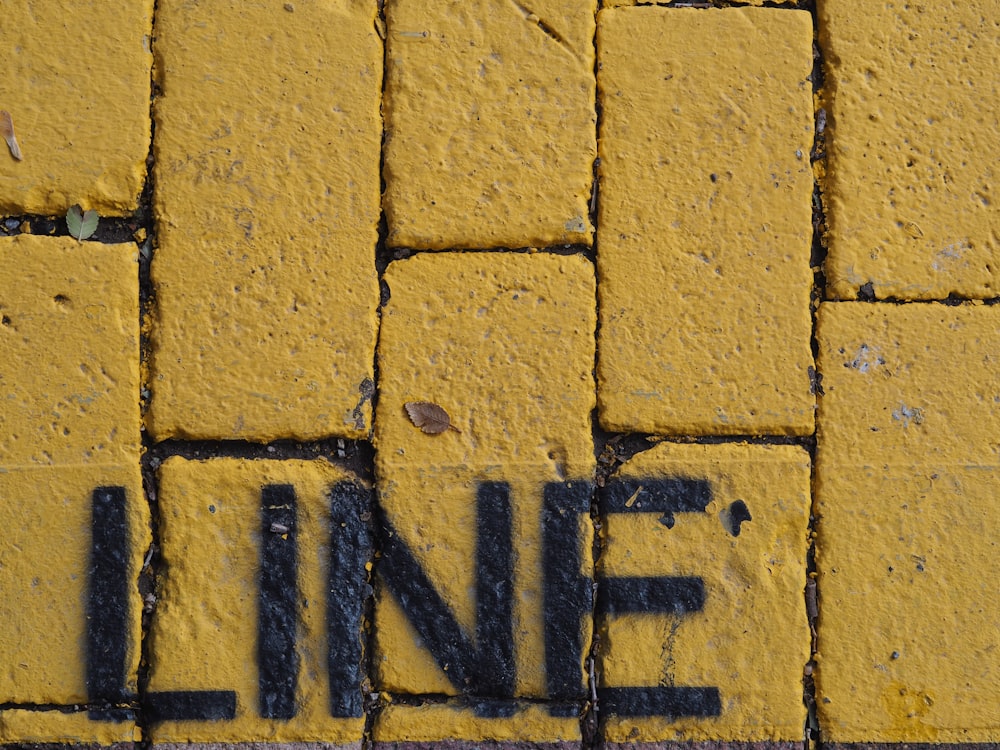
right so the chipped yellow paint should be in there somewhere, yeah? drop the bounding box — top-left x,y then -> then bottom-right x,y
0,708 -> 139,745
0,236 -> 141,467
815,302 -> 1000,741
374,253 -> 595,700
0,0 -> 153,214
383,0 -> 596,250
820,1 -> 1000,300
149,0 -> 382,441
373,701 -> 580,743
147,458 -> 366,744
600,442 -> 811,741
596,7 -> 815,436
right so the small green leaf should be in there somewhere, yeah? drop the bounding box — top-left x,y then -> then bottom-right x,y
66,204 -> 98,242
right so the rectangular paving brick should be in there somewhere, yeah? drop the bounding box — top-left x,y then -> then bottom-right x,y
373,701 -> 580,746
605,0 -> 791,5
383,0 -> 596,250
147,458 -> 371,745
0,466 -> 147,706
0,237 -> 147,715
149,0 -> 382,441
0,708 -> 137,746
373,254 -> 595,729
815,302 -> 1000,741
0,2 -> 152,214
1,236 -> 141,467
598,443 -> 810,742
820,1 -> 1000,300
596,7 -> 815,436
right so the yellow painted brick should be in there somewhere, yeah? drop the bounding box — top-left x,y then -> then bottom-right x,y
820,2 -> 1000,300
373,701 -> 581,743
599,443 -> 810,742
383,0 -> 596,250
0,708 -> 138,746
376,253 -> 596,474
0,236 -> 140,467
596,7 -> 815,436
374,253 -> 596,701
0,0 -> 152,214
0,465 -> 147,705
149,0 -> 382,441
605,0 -> 790,6
147,458 -> 368,744
0,237 -> 146,720
815,302 -> 1000,741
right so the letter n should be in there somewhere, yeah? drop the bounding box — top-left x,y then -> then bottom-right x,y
376,481 -> 515,700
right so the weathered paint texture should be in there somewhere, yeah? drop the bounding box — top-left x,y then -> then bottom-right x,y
599,443 -> 811,742
820,0 -> 1000,299
149,0 -> 382,441
383,0 -> 597,249
815,302 -> 1000,741
0,237 -> 148,743
596,7 -> 815,436
147,458 -> 370,744
0,236 -> 141,466
372,253 -> 595,739
0,0 -> 153,214
3,1 -> 1000,746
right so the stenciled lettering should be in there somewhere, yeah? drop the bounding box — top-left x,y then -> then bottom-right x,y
84,476 -> 722,724
89,481 -> 371,724
597,477 -> 722,719
376,481 -> 516,714
542,480 -> 594,716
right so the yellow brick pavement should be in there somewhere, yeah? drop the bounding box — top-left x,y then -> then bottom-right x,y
0,1 -> 997,747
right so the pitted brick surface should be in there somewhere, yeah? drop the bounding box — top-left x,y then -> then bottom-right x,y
816,303 -> 1000,741
372,253 -> 594,737
0,711 -> 137,747
599,443 -> 810,742
383,0 -> 596,250
1,236 -> 141,466
373,701 -> 581,745
147,458 -> 369,744
4,2 -> 1000,746
820,0 -> 1000,299
596,7 -> 815,436
0,237 -> 147,711
149,0 -> 382,441
0,1 -> 153,214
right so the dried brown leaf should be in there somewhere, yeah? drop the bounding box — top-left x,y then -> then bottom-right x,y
0,110 -> 22,160
404,401 -> 460,434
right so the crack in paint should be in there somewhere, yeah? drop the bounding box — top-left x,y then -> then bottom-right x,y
507,0 -> 580,61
